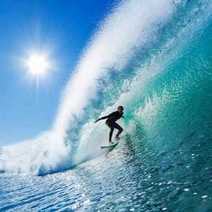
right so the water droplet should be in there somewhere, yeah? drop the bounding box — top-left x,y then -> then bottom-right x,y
201,195 -> 208,199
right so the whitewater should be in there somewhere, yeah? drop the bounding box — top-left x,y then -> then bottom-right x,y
1,0 -> 212,211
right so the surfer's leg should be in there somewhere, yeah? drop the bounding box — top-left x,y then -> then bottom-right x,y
114,122 -> 123,138
109,127 -> 114,143
106,121 -> 114,143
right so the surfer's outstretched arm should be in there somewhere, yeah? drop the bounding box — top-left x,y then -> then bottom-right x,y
95,115 -> 109,123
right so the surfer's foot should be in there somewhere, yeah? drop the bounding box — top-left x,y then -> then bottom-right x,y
115,136 -> 120,141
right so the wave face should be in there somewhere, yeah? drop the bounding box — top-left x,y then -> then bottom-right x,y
0,0 -> 212,177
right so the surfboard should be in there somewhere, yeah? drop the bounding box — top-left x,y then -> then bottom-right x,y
101,142 -> 119,149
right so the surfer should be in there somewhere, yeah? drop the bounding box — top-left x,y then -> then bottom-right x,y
95,106 -> 124,143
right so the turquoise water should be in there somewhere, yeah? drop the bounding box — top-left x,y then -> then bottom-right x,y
1,0 -> 212,211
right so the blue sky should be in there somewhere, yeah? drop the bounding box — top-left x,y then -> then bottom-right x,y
0,0 -> 117,146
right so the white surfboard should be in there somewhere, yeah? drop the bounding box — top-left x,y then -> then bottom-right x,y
101,142 -> 119,149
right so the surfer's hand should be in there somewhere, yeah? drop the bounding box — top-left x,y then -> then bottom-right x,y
95,119 -> 99,123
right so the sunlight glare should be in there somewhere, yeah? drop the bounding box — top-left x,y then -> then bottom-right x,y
25,53 -> 51,77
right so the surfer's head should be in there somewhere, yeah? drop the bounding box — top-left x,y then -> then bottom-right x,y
117,105 -> 124,113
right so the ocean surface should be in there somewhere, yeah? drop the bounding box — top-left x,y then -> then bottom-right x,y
1,0 -> 212,211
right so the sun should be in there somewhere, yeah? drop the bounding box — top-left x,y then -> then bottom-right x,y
24,52 -> 51,77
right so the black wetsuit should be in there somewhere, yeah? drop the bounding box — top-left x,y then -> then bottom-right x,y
97,111 -> 123,142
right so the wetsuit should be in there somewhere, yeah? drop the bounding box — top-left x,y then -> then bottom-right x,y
97,111 -> 123,142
